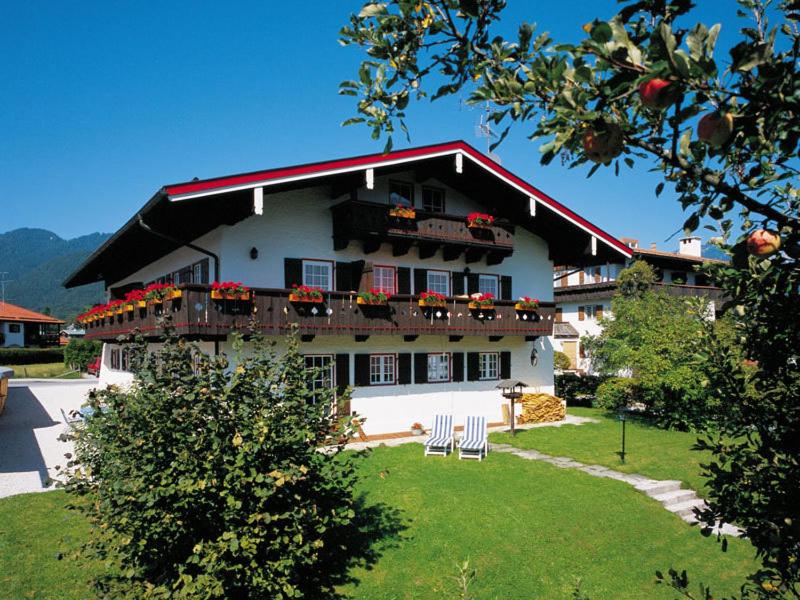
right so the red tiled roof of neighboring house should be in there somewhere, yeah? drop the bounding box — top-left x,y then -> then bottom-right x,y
0,302 -> 64,324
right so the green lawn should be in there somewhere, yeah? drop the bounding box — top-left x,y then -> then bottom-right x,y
0,444 -> 755,600
5,362 -> 81,379
491,407 -> 712,494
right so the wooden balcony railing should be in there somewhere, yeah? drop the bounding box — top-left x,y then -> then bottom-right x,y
83,285 -> 554,342
331,199 -> 514,264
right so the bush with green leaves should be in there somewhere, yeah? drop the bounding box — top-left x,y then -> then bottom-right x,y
554,372 -> 608,407
553,350 -> 571,372
60,328 -> 379,598
0,346 -> 63,365
63,338 -> 102,371
594,377 -> 642,411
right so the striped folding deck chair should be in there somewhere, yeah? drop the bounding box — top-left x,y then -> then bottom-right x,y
423,414 -> 454,457
459,415 -> 488,461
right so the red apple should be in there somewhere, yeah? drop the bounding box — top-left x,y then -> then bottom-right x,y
747,229 -> 781,256
582,123 -> 624,165
638,78 -> 679,109
697,112 -> 734,147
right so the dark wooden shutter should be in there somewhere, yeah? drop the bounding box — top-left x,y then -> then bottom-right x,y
467,352 -> 480,381
595,305 -> 604,319
398,353 -> 411,384
350,260 -> 366,291
335,262 -> 352,291
452,272 -> 466,295
360,262 -> 375,292
578,306 -> 585,321
500,351 -> 511,379
500,276 -> 513,300
413,269 -> 428,294
555,308 -> 563,323
335,354 -> 349,394
579,271 -> 585,284
414,353 -> 428,384
397,267 -> 411,295
466,273 -> 479,295
452,352 -> 464,382
284,258 -> 303,289
354,354 -> 370,387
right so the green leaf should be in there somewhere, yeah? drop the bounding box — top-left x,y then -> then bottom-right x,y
679,128 -> 692,158
590,22 -> 613,44
655,182 -> 665,197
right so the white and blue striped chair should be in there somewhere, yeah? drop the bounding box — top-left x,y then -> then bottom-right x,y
424,414 -> 454,457
459,415 -> 488,461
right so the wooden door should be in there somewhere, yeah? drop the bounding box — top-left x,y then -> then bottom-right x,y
561,341 -> 577,369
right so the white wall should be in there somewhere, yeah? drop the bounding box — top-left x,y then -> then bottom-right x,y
1,321 -> 25,347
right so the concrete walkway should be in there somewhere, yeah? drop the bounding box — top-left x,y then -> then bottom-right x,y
491,443 -> 741,537
0,380 -> 94,498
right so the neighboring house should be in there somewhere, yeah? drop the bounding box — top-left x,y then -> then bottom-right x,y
0,302 -> 64,348
552,236 -> 727,373
59,325 -> 86,345
64,141 -> 632,436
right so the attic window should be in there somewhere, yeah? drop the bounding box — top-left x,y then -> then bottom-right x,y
389,181 -> 414,207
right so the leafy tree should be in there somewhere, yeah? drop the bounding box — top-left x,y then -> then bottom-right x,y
60,328 -> 390,598
341,0 -> 799,593
63,338 -> 102,371
553,350 -> 572,371
616,259 -> 656,297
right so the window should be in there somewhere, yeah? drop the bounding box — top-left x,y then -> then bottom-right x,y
109,347 -> 130,371
426,270 -> 450,296
303,260 -> 333,290
373,265 -> 396,295
110,348 -> 119,370
427,353 -> 450,382
479,352 -> 499,380
8,323 -> 21,333
193,262 -> 204,284
594,267 -> 602,283
671,271 -> 687,284
369,354 -> 395,385
389,181 -> 414,207
478,274 -> 499,297
422,187 -> 445,213
583,305 -> 597,320
304,355 -> 334,402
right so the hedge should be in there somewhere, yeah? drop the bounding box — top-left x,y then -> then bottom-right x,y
555,373 -> 610,407
0,347 -> 65,365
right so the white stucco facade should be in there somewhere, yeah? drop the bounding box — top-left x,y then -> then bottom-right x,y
1,321 -> 25,347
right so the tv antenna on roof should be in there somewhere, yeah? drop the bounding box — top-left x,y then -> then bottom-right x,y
474,102 -> 502,164
0,272 -> 12,305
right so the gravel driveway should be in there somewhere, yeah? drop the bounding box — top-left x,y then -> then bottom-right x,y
0,380 -> 95,498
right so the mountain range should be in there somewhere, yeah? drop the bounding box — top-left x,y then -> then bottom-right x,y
0,228 -> 111,322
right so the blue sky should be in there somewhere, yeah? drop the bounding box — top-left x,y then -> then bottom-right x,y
1,1 -> 744,251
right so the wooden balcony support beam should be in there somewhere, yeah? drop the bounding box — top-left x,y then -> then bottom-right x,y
391,240 -> 413,257
418,242 -> 438,260
442,245 -> 463,262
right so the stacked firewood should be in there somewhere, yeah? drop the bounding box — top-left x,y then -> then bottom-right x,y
516,393 -> 566,424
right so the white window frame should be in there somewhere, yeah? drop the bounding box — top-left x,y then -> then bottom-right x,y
304,354 -> 334,403
422,186 -> 445,213
479,352 -> 499,381
583,305 -> 597,320
426,269 -> 450,296
427,352 -> 451,383
302,259 -> 333,291
372,265 -> 397,295
369,354 -> 396,385
477,274 -> 499,297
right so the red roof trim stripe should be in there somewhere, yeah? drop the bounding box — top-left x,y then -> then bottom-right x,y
164,140 -> 632,258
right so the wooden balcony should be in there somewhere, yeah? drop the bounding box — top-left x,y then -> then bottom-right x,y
83,285 -> 554,342
331,199 -> 515,264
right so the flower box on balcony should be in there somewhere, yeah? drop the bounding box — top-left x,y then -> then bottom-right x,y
137,300 -> 147,308
289,284 -> 325,304
514,297 -> 540,311
388,205 -> 416,220
357,289 -> 391,306
468,293 -> 495,311
418,291 -> 447,308
289,293 -> 324,303
124,304 -> 134,312
169,289 -> 183,300
466,212 -> 495,229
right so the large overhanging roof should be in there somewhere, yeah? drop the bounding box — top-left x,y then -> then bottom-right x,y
64,140 -> 632,289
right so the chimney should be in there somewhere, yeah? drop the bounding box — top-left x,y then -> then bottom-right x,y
650,242 -> 657,250
620,237 -> 639,248
678,236 -> 702,257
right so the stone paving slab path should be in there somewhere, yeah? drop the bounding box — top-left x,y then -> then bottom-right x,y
491,442 -> 741,537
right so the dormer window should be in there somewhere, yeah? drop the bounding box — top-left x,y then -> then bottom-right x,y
422,186 -> 445,213
389,181 -> 414,207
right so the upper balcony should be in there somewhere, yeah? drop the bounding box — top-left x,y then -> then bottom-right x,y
82,284 -> 554,343
330,199 -> 515,264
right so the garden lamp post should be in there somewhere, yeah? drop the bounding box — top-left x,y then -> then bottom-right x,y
497,379 -> 527,436
617,409 -> 627,464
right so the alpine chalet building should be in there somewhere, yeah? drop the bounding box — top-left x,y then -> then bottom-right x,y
65,141 -> 632,436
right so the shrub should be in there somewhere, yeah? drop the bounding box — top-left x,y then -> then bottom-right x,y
60,328 -> 386,598
0,347 -> 64,365
63,339 -> 102,371
595,377 -> 642,411
555,373 -> 609,407
553,351 -> 571,371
